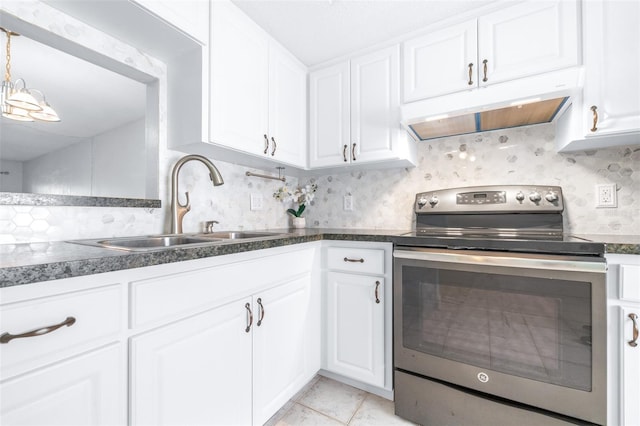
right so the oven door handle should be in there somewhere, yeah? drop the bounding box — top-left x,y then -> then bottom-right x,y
393,248 -> 606,274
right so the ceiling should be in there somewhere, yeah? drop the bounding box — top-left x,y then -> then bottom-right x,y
231,0 -> 499,67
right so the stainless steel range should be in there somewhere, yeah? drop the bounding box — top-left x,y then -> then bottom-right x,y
392,185 -> 607,425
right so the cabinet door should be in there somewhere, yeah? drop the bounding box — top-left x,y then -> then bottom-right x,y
131,300 -> 252,426
583,0 -> 640,137
1,344 -> 125,425
309,62 -> 351,167
621,306 -> 640,425
210,0 -> 269,155
253,275 -> 318,426
350,46 -> 401,165
268,45 -> 307,167
326,272 -> 385,387
403,20 -> 477,102
478,0 -> 578,87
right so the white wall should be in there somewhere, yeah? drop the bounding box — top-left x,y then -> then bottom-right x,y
23,141 -> 92,195
92,118 -> 146,198
0,160 -> 23,192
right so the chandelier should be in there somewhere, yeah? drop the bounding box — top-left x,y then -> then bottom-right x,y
1,27 -> 60,122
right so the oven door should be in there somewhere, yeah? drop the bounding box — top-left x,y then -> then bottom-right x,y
393,247 -> 607,425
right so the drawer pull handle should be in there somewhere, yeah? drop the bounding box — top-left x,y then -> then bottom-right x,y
0,316 -> 76,344
245,303 -> 253,333
257,298 -> 265,327
344,257 -> 364,263
375,281 -> 381,304
468,62 -> 474,85
263,134 -> 269,154
352,143 -> 357,161
629,313 -> 639,348
590,105 -> 598,132
271,137 -> 277,156
343,144 -> 348,162
482,59 -> 488,82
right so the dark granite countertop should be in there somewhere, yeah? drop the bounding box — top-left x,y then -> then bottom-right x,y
1,229 -> 638,288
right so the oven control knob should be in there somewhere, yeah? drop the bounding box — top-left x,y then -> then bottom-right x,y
529,192 -> 542,203
515,191 -> 525,202
545,191 -> 559,202
428,196 -> 439,207
417,197 -> 428,208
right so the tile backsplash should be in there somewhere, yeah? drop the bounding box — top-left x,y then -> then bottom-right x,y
1,123 -> 638,243
305,123 -> 640,235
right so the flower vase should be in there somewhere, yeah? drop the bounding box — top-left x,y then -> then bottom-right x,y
292,217 -> 306,229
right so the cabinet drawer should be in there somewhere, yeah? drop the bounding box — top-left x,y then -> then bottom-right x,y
327,247 -> 385,275
0,284 -> 123,379
620,264 -> 640,302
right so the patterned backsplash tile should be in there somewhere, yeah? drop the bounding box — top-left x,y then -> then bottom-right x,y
0,123 -> 638,243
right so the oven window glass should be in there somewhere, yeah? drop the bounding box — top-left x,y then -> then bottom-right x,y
401,266 -> 592,391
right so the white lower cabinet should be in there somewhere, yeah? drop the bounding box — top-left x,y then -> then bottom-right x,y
130,301 -> 253,425
1,344 -> 125,426
326,271 -> 385,387
129,244 -> 320,426
606,254 -> 640,426
322,241 -> 393,396
0,277 -> 127,426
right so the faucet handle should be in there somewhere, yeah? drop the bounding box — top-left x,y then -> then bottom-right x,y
204,220 -> 219,233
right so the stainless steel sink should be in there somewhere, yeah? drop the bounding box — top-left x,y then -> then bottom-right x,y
93,235 -> 222,251
200,231 -> 284,240
70,231 -> 288,252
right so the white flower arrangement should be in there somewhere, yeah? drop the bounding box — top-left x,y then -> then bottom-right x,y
273,183 -> 318,217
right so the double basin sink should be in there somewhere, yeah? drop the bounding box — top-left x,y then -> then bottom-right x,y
73,231 -> 288,252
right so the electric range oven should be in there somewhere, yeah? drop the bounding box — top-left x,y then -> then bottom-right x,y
392,185 -> 607,426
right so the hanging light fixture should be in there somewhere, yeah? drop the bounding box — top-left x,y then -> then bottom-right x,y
1,27 -> 60,122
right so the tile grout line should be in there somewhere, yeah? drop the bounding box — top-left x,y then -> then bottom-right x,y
346,393 -> 369,425
294,401 -> 350,425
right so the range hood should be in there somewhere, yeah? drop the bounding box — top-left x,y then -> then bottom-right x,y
401,68 -> 583,141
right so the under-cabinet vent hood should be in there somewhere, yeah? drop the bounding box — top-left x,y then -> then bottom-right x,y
401,68 -> 583,141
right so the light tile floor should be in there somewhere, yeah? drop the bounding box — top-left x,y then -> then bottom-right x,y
265,376 -> 417,426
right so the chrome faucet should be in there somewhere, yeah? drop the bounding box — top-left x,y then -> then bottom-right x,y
170,154 -> 224,234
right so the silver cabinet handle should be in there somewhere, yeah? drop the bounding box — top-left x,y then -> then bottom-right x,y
343,144 -> 348,162
344,257 -> 364,263
468,62 -> 474,85
629,313 -> 639,347
352,143 -> 357,161
270,137 -> 277,156
590,106 -> 598,132
245,303 -> 253,333
257,298 -> 265,327
375,281 -> 381,304
1,316 -> 76,344
263,134 -> 269,154
482,59 -> 488,82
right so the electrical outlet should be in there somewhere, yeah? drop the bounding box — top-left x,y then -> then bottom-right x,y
343,195 -> 354,211
250,194 -> 263,211
596,184 -> 617,208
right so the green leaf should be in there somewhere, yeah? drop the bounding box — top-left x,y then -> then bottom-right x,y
297,204 -> 306,216
286,208 -> 298,217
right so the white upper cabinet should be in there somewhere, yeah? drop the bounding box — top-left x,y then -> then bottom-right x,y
309,62 -> 351,167
210,0 -> 270,156
133,0 -> 209,45
210,0 -> 307,168
351,46 -> 403,164
403,20 -> 477,102
310,45 -> 414,169
557,0 -> 640,151
268,45 -> 307,166
403,0 -> 579,103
